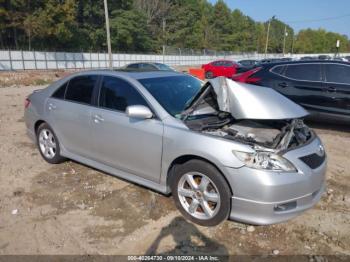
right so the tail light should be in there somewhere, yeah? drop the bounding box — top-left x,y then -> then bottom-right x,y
232,67 -> 262,84
24,98 -> 31,109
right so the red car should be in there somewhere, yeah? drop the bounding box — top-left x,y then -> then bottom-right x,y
201,60 -> 239,79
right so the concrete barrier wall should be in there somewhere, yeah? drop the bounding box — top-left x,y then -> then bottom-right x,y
1,50 -> 349,71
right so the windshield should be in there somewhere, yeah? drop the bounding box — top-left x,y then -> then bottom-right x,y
138,75 -> 202,117
154,63 -> 174,71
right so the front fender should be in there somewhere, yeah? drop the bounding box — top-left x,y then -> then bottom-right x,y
160,125 -> 250,188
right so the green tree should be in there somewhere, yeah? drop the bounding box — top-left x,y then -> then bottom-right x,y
165,0 -> 209,50
0,0 -> 6,48
210,0 -> 233,50
110,9 -> 152,52
255,22 -> 266,53
226,9 -> 258,52
27,0 -> 79,50
295,28 -> 349,53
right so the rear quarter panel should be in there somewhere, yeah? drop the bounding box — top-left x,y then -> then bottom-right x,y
24,77 -> 72,138
24,88 -> 50,137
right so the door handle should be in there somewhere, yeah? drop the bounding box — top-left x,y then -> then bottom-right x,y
93,114 -> 104,123
278,82 -> 288,88
326,86 -> 337,92
48,103 -> 56,110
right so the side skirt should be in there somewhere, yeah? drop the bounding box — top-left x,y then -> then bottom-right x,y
61,149 -> 169,195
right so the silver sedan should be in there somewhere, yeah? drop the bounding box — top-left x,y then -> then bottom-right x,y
24,70 -> 326,226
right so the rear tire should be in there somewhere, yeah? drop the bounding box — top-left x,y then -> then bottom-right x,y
171,159 -> 231,226
36,123 -> 65,164
205,71 -> 214,79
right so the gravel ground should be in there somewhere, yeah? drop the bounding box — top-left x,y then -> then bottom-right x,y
0,81 -> 349,257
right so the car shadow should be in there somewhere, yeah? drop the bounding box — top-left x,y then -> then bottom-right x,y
145,216 -> 229,259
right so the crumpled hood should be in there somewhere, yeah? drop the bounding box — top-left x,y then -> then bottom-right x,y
185,77 -> 308,120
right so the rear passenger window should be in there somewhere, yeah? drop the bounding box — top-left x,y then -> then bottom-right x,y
140,64 -> 157,70
284,64 -> 321,81
212,61 -> 223,66
65,75 -> 98,105
271,65 -> 285,75
325,64 -> 350,84
52,81 -> 68,99
223,61 -> 233,67
127,64 -> 139,69
99,76 -> 148,112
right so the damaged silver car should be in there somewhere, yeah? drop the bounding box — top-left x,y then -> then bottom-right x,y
24,71 -> 326,226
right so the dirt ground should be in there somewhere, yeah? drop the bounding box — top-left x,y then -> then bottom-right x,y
0,75 -> 349,257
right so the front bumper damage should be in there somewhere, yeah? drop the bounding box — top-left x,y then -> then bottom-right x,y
222,137 -> 326,225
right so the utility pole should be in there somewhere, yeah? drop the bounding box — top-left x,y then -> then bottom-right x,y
291,34 -> 295,56
264,16 -> 275,57
104,0 -> 112,69
283,26 -> 288,56
162,18 -> 166,64
162,18 -> 166,36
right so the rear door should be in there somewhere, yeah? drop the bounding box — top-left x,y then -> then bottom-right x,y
223,61 -> 236,78
274,63 -> 327,111
47,75 -> 99,158
323,63 -> 350,116
90,76 -> 163,182
211,61 -> 225,77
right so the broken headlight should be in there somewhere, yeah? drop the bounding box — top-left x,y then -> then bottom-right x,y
233,151 -> 296,172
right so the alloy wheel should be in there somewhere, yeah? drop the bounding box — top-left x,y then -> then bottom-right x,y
38,128 -> 57,159
205,71 -> 213,79
177,172 -> 221,220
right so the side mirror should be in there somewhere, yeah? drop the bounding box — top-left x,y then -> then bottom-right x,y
126,105 -> 153,119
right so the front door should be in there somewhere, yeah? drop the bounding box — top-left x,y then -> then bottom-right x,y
322,63 -> 350,116
90,76 -> 163,182
277,63 -> 328,112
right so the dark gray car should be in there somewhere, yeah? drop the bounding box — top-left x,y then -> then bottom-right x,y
125,62 -> 175,71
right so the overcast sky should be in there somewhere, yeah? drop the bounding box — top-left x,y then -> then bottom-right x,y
209,0 -> 350,37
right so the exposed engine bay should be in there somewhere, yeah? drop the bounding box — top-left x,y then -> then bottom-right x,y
185,113 -> 312,152
182,77 -> 313,152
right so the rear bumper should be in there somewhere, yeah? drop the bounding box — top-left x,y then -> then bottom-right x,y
223,137 -> 327,225
26,127 -> 36,142
24,103 -> 40,143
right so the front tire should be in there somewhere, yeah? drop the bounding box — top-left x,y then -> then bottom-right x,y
36,123 -> 65,164
171,159 -> 231,226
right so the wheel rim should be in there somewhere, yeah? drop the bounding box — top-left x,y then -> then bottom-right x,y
38,129 -> 57,159
206,72 -> 213,79
177,172 -> 221,220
